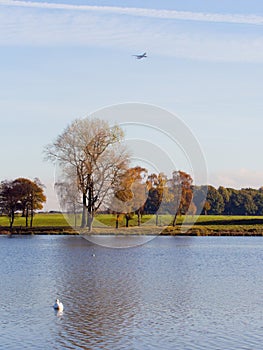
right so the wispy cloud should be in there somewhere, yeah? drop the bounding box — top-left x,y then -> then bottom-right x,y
1,0 -> 263,26
0,0 -> 263,62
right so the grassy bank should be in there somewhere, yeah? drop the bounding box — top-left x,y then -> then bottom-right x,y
1,213 -> 263,235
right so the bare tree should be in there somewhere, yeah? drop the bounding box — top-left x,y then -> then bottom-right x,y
55,179 -> 82,228
44,117 -> 129,231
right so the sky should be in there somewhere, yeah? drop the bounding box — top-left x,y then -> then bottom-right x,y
0,0 -> 263,210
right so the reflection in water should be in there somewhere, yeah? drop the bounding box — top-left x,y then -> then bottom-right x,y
55,310 -> 64,318
82,234 -> 156,248
1,236 -> 263,349
57,241 -> 143,349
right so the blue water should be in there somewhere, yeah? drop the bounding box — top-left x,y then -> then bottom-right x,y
1,235 -> 263,349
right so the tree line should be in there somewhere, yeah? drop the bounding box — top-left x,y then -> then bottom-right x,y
111,168 -> 194,228
1,174 -> 263,230
194,185 -> 263,216
110,174 -> 263,227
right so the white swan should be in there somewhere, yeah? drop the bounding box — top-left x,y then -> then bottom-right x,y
53,299 -> 64,311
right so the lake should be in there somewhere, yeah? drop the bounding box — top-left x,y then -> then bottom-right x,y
1,235 -> 263,349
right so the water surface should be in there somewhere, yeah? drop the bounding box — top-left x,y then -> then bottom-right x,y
1,235 -> 263,349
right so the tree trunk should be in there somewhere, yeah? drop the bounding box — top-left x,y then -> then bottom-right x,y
81,193 -> 87,228
137,211 -> 141,226
10,210 -> 15,229
172,213 -> 177,227
116,214 -> 119,229
87,213 -> 93,232
87,182 -> 94,231
30,208 -> 34,228
155,213 -> 159,226
125,215 -> 129,227
30,197 -> 34,228
25,207 -> 28,227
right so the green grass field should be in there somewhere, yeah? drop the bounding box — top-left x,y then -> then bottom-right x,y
0,213 -> 68,227
0,213 -> 163,228
1,213 -> 263,234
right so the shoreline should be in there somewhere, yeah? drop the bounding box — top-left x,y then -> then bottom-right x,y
1,225 -> 263,236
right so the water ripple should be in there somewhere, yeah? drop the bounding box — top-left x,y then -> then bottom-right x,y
1,236 -> 263,349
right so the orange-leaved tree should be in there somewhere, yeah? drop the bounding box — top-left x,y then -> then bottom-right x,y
111,166 -> 148,228
167,171 -> 193,226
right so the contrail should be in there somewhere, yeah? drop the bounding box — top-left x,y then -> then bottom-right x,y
0,0 -> 263,26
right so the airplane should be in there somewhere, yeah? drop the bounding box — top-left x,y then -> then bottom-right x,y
132,52 -> 147,59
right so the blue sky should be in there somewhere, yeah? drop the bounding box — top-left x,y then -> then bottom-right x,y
0,0 -> 263,209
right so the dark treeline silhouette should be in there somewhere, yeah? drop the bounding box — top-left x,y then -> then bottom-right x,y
193,185 -> 263,216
